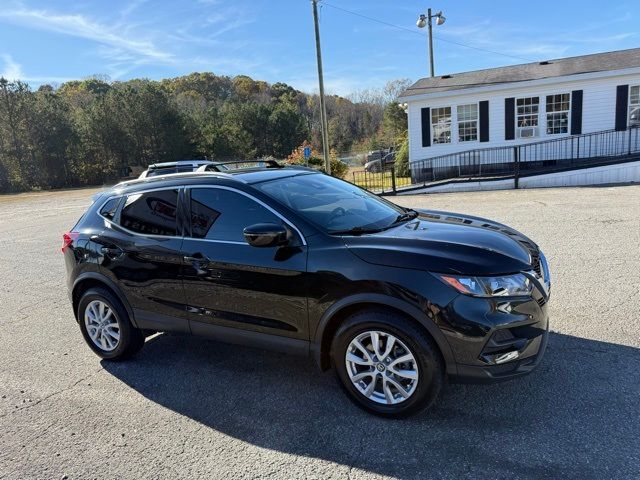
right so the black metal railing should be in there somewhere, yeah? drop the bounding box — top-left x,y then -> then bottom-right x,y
410,126 -> 640,187
351,168 -> 408,194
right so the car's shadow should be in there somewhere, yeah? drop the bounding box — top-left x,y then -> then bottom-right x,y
102,332 -> 640,479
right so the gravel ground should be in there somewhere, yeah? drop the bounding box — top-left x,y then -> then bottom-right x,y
0,184 -> 639,480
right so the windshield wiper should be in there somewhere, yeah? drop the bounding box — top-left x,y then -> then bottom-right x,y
390,208 -> 419,226
328,210 -> 419,236
328,226 -> 385,235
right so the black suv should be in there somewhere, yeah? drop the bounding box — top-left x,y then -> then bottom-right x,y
64,166 -> 550,417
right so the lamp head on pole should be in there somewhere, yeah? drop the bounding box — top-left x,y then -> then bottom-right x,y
417,10 -> 446,28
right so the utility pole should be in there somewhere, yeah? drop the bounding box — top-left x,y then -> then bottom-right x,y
311,0 -> 331,174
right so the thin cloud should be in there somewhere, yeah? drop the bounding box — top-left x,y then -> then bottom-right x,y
0,54 -> 24,80
119,0 -> 149,19
172,4 -> 256,44
0,6 -> 174,63
438,21 -> 492,38
437,24 -> 567,61
205,17 -> 255,39
1,54 -> 74,84
0,1 -> 264,86
437,14 -> 636,62
550,32 -> 636,45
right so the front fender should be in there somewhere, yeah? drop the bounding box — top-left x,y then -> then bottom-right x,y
312,293 -> 457,376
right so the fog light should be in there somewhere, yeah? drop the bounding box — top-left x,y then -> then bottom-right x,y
494,350 -> 519,364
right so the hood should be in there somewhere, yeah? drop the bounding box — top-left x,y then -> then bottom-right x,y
343,209 -> 539,276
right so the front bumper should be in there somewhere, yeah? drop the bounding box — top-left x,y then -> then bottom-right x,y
452,325 -> 548,383
439,285 -> 550,384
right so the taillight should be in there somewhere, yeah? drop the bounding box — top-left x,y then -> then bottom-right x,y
61,232 -> 79,253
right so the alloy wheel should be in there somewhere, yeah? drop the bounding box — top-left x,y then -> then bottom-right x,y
84,300 -> 120,352
345,330 -> 419,405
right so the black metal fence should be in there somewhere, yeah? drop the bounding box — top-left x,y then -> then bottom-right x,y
351,168 -> 408,194
410,126 -> 640,187
350,127 -> 640,193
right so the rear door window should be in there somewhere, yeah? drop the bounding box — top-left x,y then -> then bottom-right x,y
120,189 -> 179,236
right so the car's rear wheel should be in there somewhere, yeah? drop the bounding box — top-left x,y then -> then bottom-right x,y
77,287 -> 144,360
331,309 -> 443,417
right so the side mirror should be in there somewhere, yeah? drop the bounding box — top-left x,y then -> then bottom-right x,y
243,223 -> 289,248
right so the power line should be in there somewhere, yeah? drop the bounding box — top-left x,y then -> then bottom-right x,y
322,1 -> 420,36
320,2 -> 535,63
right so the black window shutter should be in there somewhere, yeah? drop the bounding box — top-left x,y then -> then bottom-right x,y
615,85 -> 629,131
570,90 -> 583,135
479,100 -> 489,142
421,107 -> 431,147
505,97 -> 515,140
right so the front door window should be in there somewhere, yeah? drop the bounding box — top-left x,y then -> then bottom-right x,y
190,188 -> 281,242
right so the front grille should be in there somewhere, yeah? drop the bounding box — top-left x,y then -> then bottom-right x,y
537,297 -> 546,307
530,250 -> 542,278
514,236 -> 542,278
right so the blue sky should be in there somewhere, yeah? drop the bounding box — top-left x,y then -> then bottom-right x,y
0,0 -> 638,96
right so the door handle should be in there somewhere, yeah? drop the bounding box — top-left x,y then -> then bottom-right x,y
184,253 -> 213,276
183,253 -> 212,264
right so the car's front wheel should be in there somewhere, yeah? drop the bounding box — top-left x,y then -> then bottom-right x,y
77,287 -> 144,360
331,309 -> 443,417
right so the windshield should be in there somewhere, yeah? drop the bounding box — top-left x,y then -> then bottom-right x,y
255,173 -> 408,233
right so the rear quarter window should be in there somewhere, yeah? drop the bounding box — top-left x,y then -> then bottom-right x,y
99,197 -> 121,220
72,192 -> 111,230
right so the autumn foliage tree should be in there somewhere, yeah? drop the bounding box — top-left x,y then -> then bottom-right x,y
0,74 -> 409,192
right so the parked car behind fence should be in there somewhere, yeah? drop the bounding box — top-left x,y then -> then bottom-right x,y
364,149 -> 396,173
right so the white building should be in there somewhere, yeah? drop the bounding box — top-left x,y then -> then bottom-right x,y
398,48 -> 640,166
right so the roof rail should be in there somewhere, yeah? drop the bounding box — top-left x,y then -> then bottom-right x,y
114,170 -> 235,188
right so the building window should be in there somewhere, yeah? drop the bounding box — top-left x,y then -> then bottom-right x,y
630,86 -> 640,127
546,93 -> 571,134
431,106 -> 452,144
516,97 -> 539,138
457,104 -> 478,142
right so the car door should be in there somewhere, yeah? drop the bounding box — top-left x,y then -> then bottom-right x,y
181,186 -> 308,341
97,187 -> 190,333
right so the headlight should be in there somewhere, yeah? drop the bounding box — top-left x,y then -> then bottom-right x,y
435,273 -> 533,297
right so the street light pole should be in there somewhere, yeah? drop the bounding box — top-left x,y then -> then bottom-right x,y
417,8 -> 445,78
427,8 -> 435,78
311,0 -> 331,174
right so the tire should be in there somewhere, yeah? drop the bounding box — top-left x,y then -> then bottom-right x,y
77,287 -> 144,360
331,309 -> 444,418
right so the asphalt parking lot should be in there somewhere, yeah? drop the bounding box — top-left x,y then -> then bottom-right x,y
1,184 -> 639,479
